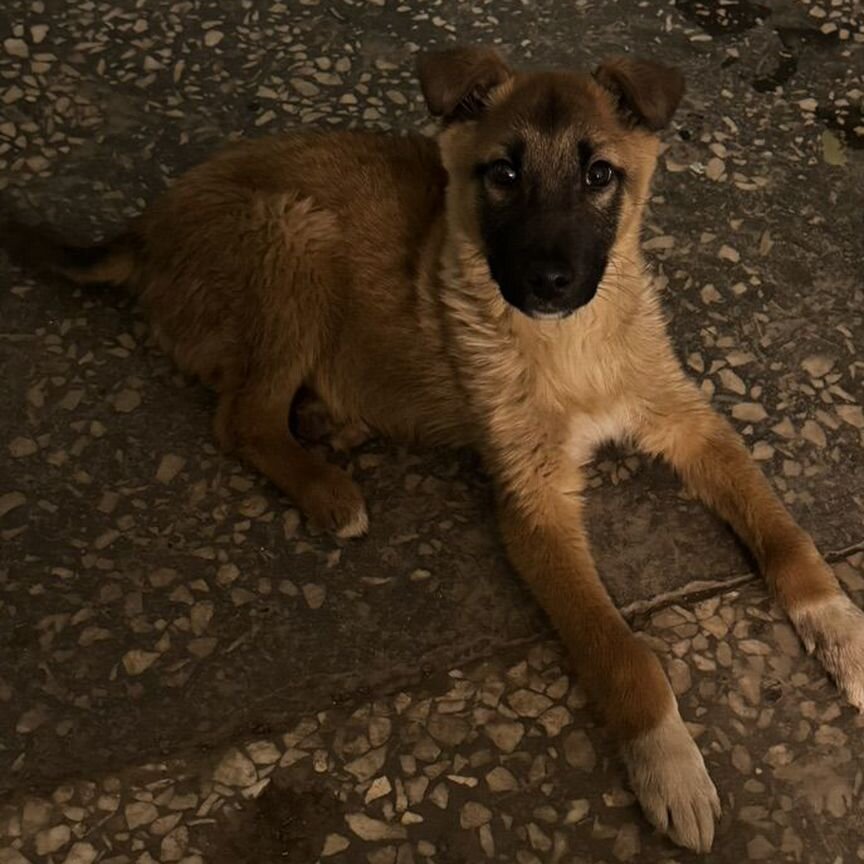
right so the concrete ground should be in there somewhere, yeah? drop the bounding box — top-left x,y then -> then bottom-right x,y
0,0 -> 862,862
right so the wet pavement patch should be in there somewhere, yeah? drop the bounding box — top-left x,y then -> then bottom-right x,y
203,770 -> 344,864
751,48 -> 799,92
818,103 -> 864,150
676,0 -> 772,37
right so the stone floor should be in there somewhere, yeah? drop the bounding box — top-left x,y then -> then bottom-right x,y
3,561 -> 864,864
1,0 -> 862,862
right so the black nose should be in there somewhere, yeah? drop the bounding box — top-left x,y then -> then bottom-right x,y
524,261 -> 574,301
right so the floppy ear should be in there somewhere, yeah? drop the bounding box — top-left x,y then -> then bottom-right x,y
416,46 -> 512,123
594,56 -> 685,131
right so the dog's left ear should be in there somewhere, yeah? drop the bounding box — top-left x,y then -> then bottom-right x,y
594,57 -> 685,131
416,46 -> 512,123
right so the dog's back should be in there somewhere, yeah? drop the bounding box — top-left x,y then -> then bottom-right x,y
2,130 -> 449,397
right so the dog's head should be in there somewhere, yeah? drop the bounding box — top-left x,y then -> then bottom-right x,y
417,46 -> 684,320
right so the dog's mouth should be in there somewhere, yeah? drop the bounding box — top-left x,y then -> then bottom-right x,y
503,278 -> 600,321
521,301 -> 576,321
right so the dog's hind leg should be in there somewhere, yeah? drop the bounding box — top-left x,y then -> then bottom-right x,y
206,192 -> 367,538
216,379 -> 368,539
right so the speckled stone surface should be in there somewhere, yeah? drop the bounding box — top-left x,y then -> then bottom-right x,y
1,0 -> 863,860
2,555 -> 864,863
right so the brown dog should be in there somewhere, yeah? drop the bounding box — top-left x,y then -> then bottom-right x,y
5,46 -> 864,853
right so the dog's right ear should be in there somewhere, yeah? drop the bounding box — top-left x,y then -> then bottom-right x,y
416,46 -> 512,123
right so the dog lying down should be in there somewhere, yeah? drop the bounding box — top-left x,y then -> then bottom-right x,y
4,45 -> 864,854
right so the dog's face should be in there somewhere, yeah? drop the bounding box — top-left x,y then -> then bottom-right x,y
418,48 -> 684,319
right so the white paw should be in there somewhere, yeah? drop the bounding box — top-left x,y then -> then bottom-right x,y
792,594 -> 864,710
335,502 -> 369,539
622,709 -> 721,853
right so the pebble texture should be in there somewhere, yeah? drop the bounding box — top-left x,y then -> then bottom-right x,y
2,558 -> 864,863
0,0 -> 863,860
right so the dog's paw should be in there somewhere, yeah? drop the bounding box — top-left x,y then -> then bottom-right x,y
330,420 -> 372,453
302,467 -> 369,539
792,593 -> 864,710
293,396 -> 336,442
293,395 -> 371,453
334,501 -> 369,539
622,710 -> 720,853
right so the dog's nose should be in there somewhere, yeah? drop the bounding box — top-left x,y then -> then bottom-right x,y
524,261 -> 574,301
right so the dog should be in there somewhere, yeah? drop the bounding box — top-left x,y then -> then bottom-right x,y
4,45 -> 864,853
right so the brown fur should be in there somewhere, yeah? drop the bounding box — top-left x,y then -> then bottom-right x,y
4,47 -> 862,853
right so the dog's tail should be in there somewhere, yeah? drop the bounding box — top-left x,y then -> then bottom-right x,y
0,212 -> 140,289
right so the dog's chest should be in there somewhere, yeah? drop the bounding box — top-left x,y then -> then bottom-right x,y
528,329 -> 635,466
564,404 -> 632,466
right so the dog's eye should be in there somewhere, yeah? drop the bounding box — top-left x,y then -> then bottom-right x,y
585,160 -> 615,189
486,160 -> 519,188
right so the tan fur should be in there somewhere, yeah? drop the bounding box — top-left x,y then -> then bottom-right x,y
6,47 -> 862,853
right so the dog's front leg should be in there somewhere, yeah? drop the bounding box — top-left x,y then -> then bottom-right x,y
636,379 -> 864,709
498,488 -> 720,852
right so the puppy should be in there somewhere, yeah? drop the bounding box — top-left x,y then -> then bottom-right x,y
5,46 -> 864,853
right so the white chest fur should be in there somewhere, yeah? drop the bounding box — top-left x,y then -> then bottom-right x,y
565,403 -> 633,467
